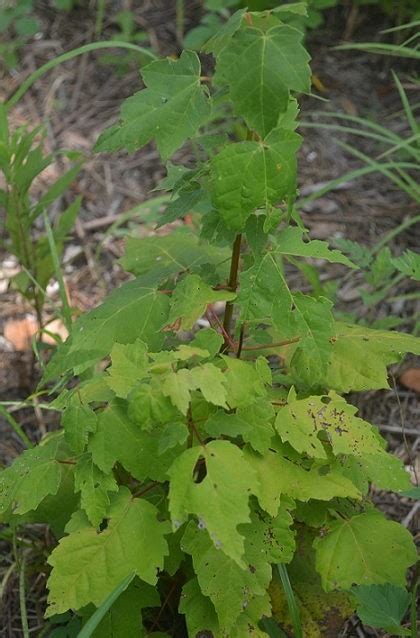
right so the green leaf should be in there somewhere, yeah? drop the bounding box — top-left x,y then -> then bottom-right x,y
192,362 -> 229,408
275,391 -> 383,460
105,339 -> 149,398
245,448 -> 360,518
120,230 -> 229,283
62,404 -> 98,455
89,402 -> 184,482
238,253 -> 335,386
44,281 -> 169,380
392,249 -> 420,281
210,128 -> 301,229
84,578 -> 160,638
352,584 -> 411,635
190,327 -> 224,356
46,487 -> 170,616
314,511 -> 417,591
162,369 -> 194,414
274,227 -> 356,268
95,51 -> 210,159
168,440 -> 258,566
180,578 -> 220,638
205,400 -> 275,454
74,455 -> 119,527
158,422 -> 189,455
182,505 -> 294,630
325,322 -> 420,392
202,9 -> 246,55
168,274 -> 236,330
222,356 -> 268,408
216,18 -> 311,136
128,381 -> 180,429
0,436 -> 64,518
338,452 -> 411,494
281,293 -> 334,387
272,3 -> 308,16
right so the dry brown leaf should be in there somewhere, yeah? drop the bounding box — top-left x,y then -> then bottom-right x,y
399,368 -> 420,393
3,316 -> 69,350
4,316 -> 38,351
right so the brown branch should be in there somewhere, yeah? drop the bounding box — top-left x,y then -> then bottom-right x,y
221,233 -> 242,352
240,337 -> 300,351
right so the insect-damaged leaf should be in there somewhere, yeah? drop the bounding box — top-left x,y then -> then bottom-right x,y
181,505 -> 294,630
95,51 -> 210,159
168,440 -> 258,566
274,391 -> 383,460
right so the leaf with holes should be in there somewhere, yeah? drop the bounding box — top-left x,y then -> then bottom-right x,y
274,391 -> 383,460
168,440 -> 258,566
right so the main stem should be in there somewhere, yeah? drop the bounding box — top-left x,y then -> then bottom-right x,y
221,233 -> 242,352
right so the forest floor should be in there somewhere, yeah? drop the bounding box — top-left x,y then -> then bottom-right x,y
0,1 -> 419,636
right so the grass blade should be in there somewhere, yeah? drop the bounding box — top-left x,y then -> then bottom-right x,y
0,405 -> 33,448
277,564 -> 302,638
77,573 -> 135,638
42,212 -> 72,332
6,41 -> 157,109
19,555 -> 29,638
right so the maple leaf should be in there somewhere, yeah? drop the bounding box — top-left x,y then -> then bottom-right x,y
46,487 -> 170,616
275,391 -> 384,459
121,230 -> 229,283
105,339 -> 149,399
168,274 -> 236,330
95,51 -> 211,159
314,511 -> 417,591
205,400 -> 275,454
168,440 -> 258,566
222,356 -> 268,408
325,322 -> 420,392
216,16 -> 311,136
0,436 -> 65,518
274,226 -> 357,268
74,455 -> 118,527
182,505 -> 294,630
89,402 -> 184,482
62,404 -> 97,455
245,448 -> 360,517
238,252 -> 334,385
43,281 -> 169,381
210,128 -> 302,229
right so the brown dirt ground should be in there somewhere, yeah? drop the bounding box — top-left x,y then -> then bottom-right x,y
0,2 -> 419,636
